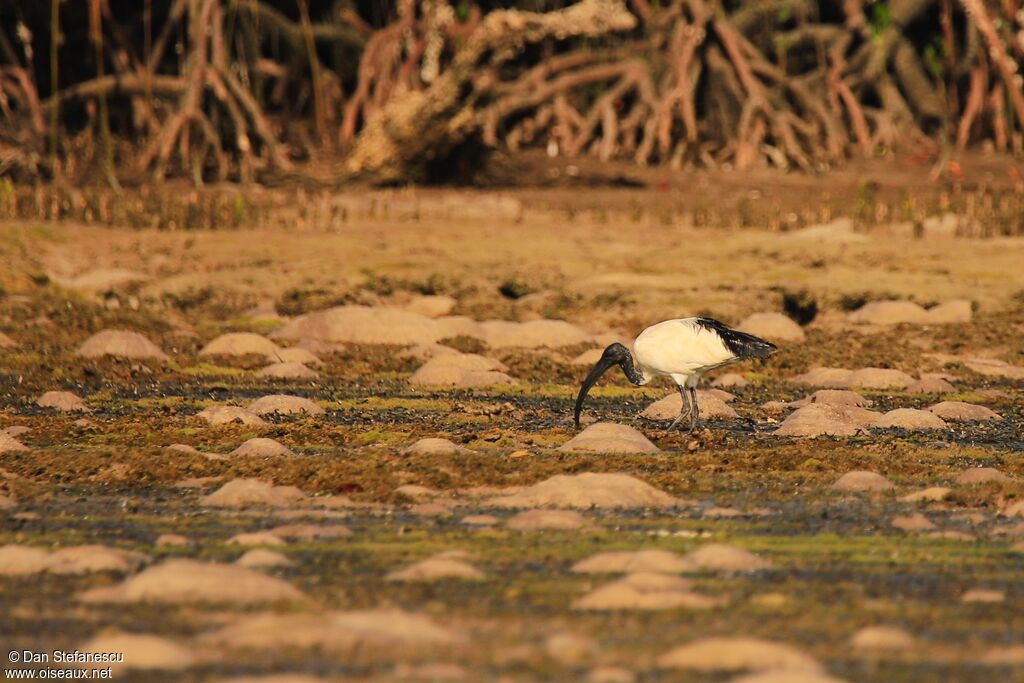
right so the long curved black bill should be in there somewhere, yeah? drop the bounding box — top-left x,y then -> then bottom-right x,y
573,354 -> 619,428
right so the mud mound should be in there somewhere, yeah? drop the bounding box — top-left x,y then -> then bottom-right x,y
156,534 -> 190,547
0,332 -> 18,349
200,478 -> 307,507
78,559 -> 307,604
574,572 -> 721,611
1002,501 -> 1024,518
0,432 -> 28,453
247,395 -> 324,416
657,637 -> 822,673
928,401 -> 1001,421
850,625 -> 915,650
196,405 -> 267,426
961,357 -> 1024,379
200,333 -> 280,357
774,404 -> 879,437
387,557 -> 486,582
36,391 -> 89,413
202,609 -> 464,651
293,338 -> 344,354
409,357 -> 515,387
400,344 -> 461,361
682,544 -> 772,572
544,632 -> 596,665
243,301 -> 285,322
0,546 -> 53,575
0,493 -> 15,508
274,306 -> 444,345
560,423 -> 661,454
875,409 -> 947,430
0,544 -> 142,577
409,356 -> 510,387
712,373 -> 749,387
47,545 -> 150,575
268,347 -> 322,366
788,367 -> 852,388
926,299 -> 973,323
266,524 -> 352,540
227,532 -> 287,547
906,377 -> 955,394
979,646 -> 1024,665
962,588 -> 1004,603
641,391 -> 738,420
729,672 -> 847,683
572,348 -> 605,366
478,319 -> 592,348
848,300 -> 930,325
507,509 -> 590,530
404,438 -> 467,456
395,485 -> 441,500
790,390 -> 871,408
236,549 -> 295,569
831,471 -> 894,492
434,315 -> 484,338
956,467 -> 1011,485
76,633 -> 195,671
586,666 -> 637,683
891,514 -> 935,531
900,487 -> 951,503
737,313 -> 805,342
851,301 -> 970,327
572,550 -> 691,574
393,663 -> 468,681
606,572 -> 693,591
846,368 -> 915,389
415,352 -> 507,372
77,330 -> 169,361
230,438 -> 294,458
461,514 -> 498,526
487,473 -> 677,509
258,362 -> 319,379
410,501 -> 454,517
402,294 -> 457,318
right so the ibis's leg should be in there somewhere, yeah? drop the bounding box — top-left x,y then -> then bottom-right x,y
688,386 -> 700,431
667,384 -> 692,431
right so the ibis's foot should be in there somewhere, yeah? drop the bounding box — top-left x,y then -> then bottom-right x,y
667,414 -> 687,432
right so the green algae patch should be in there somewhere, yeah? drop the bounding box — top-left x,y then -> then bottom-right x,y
180,363 -> 249,377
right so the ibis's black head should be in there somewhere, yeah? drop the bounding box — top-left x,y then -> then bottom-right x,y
573,343 -> 643,428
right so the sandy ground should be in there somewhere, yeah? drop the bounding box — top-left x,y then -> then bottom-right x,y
0,182 -> 1023,683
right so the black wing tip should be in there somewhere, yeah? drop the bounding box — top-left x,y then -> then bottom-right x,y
695,316 -> 779,359
744,338 -> 777,359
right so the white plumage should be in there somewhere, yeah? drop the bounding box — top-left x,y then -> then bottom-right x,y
633,318 -> 739,387
574,316 -> 777,431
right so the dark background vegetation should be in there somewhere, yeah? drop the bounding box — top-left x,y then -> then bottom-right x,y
1,0 -> 1022,186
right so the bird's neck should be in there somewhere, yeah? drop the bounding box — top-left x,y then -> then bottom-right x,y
619,348 -> 647,386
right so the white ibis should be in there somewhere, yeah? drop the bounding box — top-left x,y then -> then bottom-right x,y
574,317 -> 777,431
